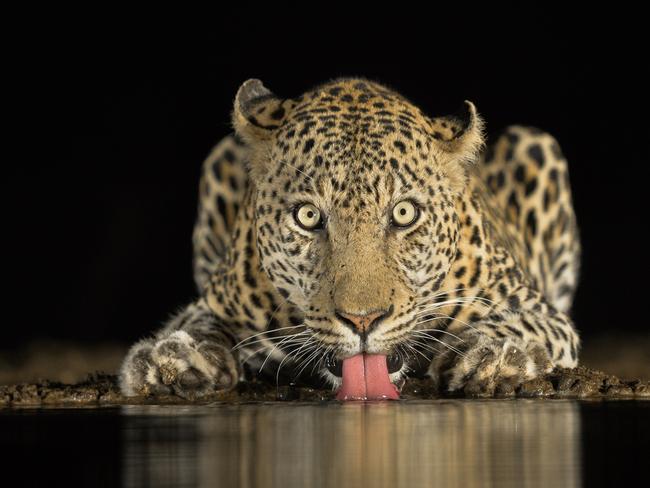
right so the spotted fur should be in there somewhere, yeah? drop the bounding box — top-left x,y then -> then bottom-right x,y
120,78 -> 580,397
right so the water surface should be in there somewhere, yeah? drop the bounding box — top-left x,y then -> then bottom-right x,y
2,400 -> 647,487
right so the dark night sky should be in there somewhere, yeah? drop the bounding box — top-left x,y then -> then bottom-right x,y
5,9 -> 648,346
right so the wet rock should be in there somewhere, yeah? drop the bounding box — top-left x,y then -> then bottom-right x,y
7,384 -> 40,405
631,381 -> 650,397
0,366 -> 648,406
518,377 -> 555,397
98,389 -> 123,403
400,378 -> 439,399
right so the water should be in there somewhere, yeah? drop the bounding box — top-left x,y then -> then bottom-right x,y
1,400 -> 647,487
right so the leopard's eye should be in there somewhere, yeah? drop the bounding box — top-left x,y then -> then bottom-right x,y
294,203 -> 323,230
392,200 -> 419,227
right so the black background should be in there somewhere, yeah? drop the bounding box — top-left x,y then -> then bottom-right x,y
5,8 -> 648,347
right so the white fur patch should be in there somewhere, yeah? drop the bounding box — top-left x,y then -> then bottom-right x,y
168,330 -> 195,347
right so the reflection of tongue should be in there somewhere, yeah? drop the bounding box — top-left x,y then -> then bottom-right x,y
336,353 -> 399,401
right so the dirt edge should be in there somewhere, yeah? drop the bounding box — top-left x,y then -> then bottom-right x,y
1,366 -> 649,407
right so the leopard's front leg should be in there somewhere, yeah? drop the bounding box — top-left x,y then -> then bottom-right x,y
429,297 -> 579,396
120,299 -> 241,399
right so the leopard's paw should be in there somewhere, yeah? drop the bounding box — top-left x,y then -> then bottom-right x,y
434,332 -> 552,397
119,331 -> 239,399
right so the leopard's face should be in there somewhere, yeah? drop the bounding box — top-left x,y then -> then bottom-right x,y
234,78 -> 483,381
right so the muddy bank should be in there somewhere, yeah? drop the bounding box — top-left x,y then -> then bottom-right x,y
1,366 -> 649,407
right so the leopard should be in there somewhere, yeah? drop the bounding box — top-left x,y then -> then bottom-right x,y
119,78 -> 581,399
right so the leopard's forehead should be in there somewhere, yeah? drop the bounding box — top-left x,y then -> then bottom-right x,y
263,79 -> 455,211
276,79 -> 438,155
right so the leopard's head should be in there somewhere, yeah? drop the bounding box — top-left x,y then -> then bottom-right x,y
233,78 -> 483,387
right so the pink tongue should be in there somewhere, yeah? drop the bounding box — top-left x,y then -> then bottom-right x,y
336,353 -> 399,401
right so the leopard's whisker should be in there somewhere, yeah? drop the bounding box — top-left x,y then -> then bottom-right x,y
411,328 -> 464,341
405,336 -> 443,355
415,295 -> 497,310
415,288 -> 497,301
414,296 -> 495,311
233,330 -> 309,349
401,340 -> 433,363
310,344 -> 333,375
282,342 -> 320,383
279,159 -> 314,182
275,338 -> 318,386
414,311 -> 485,336
421,334 -> 466,358
288,339 -> 318,366
416,287 -> 477,299
240,331 -> 309,361
258,330 -> 311,373
294,344 -> 325,379
232,324 -> 307,350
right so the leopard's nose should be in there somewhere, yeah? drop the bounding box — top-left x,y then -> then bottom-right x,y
335,306 -> 393,336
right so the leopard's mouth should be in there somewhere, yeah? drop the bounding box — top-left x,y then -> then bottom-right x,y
326,353 -> 404,377
325,353 -> 405,401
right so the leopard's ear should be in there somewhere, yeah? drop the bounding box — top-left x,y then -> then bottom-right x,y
232,79 -> 291,143
429,101 -> 485,165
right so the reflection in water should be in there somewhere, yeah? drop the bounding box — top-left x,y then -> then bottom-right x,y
122,400 -> 580,488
